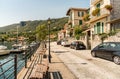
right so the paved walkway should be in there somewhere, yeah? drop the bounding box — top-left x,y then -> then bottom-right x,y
17,45 -> 76,79
48,51 -> 76,79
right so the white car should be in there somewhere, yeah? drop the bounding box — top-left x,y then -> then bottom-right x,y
61,40 -> 69,46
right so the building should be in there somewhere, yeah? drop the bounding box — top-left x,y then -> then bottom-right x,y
66,8 -> 88,36
63,0 -> 120,49
90,0 -> 120,48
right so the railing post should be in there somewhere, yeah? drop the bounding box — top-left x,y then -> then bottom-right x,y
25,50 -> 27,68
14,55 -> 17,79
29,47 -> 32,61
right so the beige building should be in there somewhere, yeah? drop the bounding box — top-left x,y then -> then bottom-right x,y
62,0 -> 120,49
90,0 -> 111,34
89,0 -> 120,48
66,8 -> 89,37
66,8 -> 88,28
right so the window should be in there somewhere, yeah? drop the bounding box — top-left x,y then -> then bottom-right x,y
78,12 -> 81,17
94,22 -> 104,34
78,11 -> 84,17
96,3 -> 100,8
79,20 -> 83,25
96,3 -> 100,16
82,12 -> 84,17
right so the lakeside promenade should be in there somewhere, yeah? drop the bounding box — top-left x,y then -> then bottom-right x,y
17,43 -> 76,79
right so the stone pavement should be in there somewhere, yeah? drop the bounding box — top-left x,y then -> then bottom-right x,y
17,45 -> 77,79
48,51 -> 77,79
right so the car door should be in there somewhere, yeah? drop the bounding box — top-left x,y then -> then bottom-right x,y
101,43 -> 115,60
96,43 -> 109,58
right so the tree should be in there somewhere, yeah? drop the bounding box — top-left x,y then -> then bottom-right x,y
36,24 -> 48,42
74,26 -> 82,40
98,33 -> 108,43
74,26 -> 82,36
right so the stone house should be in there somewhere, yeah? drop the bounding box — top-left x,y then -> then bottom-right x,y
63,0 -> 120,49
66,8 -> 88,36
89,0 -> 120,48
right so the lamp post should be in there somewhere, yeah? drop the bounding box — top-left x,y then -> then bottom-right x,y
48,18 -> 51,63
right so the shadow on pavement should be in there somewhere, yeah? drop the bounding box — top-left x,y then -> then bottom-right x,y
52,51 -> 69,53
45,71 -> 63,79
51,62 -> 64,64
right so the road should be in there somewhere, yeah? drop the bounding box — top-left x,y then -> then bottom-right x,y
50,42 -> 120,79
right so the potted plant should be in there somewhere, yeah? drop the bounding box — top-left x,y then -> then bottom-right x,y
92,8 -> 100,16
83,14 -> 90,21
105,5 -> 112,11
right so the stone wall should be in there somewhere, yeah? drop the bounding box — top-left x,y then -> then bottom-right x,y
110,0 -> 120,20
91,32 -> 120,49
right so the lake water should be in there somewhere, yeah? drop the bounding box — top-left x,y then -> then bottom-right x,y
0,42 -> 25,79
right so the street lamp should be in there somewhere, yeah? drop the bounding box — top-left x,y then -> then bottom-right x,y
48,18 -> 51,63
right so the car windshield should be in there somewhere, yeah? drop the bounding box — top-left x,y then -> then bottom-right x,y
110,43 -> 120,50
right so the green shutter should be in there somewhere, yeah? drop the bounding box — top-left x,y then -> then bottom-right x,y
97,22 -> 100,34
102,23 -> 104,33
82,12 -> 84,17
94,25 -> 96,34
96,3 -> 100,8
78,12 -> 80,17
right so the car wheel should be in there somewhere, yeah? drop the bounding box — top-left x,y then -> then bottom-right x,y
113,56 -> 120,65
91,51 -> 96,57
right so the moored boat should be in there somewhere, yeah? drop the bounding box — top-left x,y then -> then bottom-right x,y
0,45 -> 10,56
10,44 -> 23,53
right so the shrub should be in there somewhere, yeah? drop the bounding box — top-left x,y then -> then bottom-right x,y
75,34 -> 80,40
83,14 -> 90,21
92,8 -> 100,16
105,5 -> 112,11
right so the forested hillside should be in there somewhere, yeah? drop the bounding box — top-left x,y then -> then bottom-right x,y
0,17 -> 68,33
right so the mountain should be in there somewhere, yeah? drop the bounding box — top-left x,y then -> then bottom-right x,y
0,17 -> 68,33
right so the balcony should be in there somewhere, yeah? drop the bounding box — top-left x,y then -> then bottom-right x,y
90,8 -> 110,23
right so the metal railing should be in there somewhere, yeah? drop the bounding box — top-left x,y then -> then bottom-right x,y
0,43 -> 40,79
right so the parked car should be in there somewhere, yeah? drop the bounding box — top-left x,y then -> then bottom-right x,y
63,41 -> 71,47
70,41 -> 86,50
57,40 -> 62,45
91,42 -> 120,65
61,40 -> 68,46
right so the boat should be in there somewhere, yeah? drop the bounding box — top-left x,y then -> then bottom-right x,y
0,45 -> 10,56
10,44 -> 23,53
10,43 -> 29,53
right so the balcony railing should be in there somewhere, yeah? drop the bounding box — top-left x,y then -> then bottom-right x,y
91,8 -> 110,19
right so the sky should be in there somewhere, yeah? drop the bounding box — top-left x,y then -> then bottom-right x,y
0,0 -> 90,27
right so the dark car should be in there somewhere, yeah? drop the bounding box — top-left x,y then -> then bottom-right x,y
57,40 -> 62,45
91,42 -> 120,65
70,41 -> 86,50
